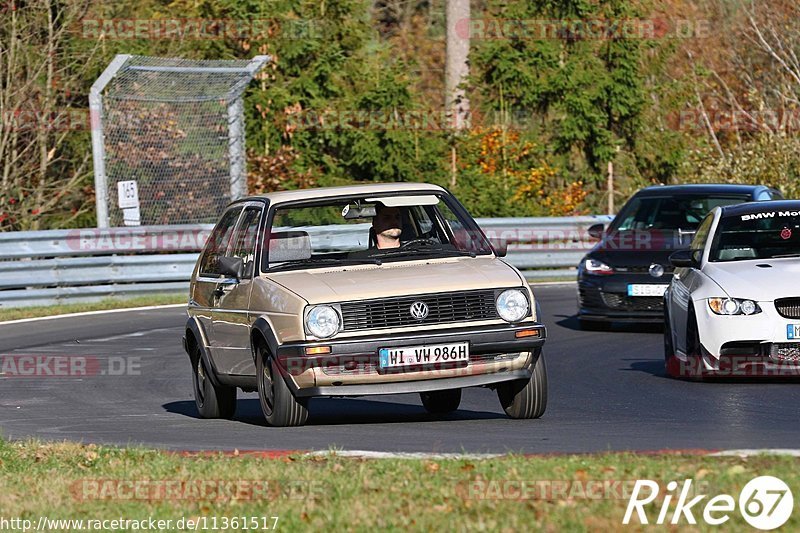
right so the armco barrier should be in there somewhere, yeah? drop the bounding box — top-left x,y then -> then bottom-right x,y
0,216 -> 611,308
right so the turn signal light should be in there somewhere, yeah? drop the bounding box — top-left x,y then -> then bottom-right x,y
305,346 -> 331,355
515,329 -> 541,338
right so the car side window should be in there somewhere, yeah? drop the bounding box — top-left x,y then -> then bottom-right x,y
757,190 -> 772,201
230,206 -> 263,278
199,206 -> 243,276
691,213 -> 714,251
433,200 -> 484,251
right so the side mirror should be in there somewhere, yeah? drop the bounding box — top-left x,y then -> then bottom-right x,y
490,238 -> 508,258
587,223 -> 605,239
217,256 -> 244,279
669,249 -> 700,268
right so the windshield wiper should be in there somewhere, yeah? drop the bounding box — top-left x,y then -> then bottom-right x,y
376,247 -> 478,258
768,253 -> 800,259
268,257 -> 381,271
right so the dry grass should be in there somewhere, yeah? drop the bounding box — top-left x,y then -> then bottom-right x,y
0,439 -> 798,531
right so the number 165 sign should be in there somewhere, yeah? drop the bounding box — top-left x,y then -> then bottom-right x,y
117,180 -> 139,209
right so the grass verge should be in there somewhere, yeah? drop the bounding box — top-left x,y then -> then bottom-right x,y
0,439 -> 797,531
0,294 -> 186,322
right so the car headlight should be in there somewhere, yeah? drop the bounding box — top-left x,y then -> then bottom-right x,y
496,289 -> 529,323
305,305 -> 341,338
583,258 -> 615,275
708,298 -> 762,316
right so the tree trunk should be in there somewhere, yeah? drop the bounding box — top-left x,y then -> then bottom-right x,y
445,0 -> 470,188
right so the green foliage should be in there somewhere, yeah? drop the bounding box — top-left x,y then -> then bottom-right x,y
13,0 -> 794,228
470,0 -> 647,183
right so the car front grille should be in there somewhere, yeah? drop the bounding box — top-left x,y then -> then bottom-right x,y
770,343 -> 800,362
578,287 -> 605,308
775,298 -> 800,319
615,265 -> 673,275
601,292 -> 663,312
340,289 -> 499,331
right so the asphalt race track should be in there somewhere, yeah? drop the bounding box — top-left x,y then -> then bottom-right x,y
1,284 -> 799,453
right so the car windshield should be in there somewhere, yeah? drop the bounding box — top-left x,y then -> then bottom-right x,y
710,209 -> 800,262
611,195 -> 750,232
262,193 -> 493,271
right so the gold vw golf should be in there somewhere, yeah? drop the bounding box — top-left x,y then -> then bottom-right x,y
183,183 -> 547,426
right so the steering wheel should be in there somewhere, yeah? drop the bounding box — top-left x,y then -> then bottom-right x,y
400,238 -> 439,249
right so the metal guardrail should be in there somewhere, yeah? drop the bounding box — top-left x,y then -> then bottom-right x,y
0,216 -> 611,308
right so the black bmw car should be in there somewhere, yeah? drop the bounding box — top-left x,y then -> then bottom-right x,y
577,184 -> 782,329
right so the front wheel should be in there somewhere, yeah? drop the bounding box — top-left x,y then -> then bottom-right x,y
191,348 -> 236,419
497,351 -> 548,419
256,345 -> 309,427
664,305 -> 680,378
420,389 -> 461,414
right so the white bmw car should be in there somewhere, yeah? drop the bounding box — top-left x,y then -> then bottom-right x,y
664,200 -> 800,379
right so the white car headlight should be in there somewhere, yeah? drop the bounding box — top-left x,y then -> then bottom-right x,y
496,289 -> 529,323
708,298 -> 762,316
584,258 -> 615,275
305,305 -> 341,338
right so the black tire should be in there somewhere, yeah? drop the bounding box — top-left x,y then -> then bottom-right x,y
256,344 -> 309,427
682,305 -> 705,381
497,351 -> 548,419
664,304 -> 679,377
420,389 -> 461,414
578,317 -> 609,331
191,346 -> 236,419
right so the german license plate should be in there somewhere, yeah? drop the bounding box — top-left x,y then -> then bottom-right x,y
786,324 -> 800,340
378,342 -> 469,369
627,284 -> 668,297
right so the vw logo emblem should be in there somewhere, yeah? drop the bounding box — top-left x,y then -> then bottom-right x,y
649,263 -> 665,278
409,301 -> 429,320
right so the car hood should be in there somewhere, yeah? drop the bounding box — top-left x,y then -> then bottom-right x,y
702,258 -> 800,301
265,257 -> 525,304
589,230 -> 691,268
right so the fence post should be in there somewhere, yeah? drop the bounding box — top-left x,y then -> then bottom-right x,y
228,98 -> 246,201
89,54 -> 131,229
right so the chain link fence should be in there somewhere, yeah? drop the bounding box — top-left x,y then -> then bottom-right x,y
90,55 -> 269,227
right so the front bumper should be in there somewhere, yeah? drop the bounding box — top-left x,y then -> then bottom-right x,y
681,300 -> 800,377
274,323 -> 546,396
578,274 -> 670,323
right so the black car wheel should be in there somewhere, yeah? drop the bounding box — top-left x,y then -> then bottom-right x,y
256,345 -> 309,427
681,305 -> 705,381
663,304 -> 680,378
191,347 -> 236,419
420,389 -> 461,414
497,351 -> 548,419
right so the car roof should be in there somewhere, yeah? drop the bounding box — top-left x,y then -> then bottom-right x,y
634,184 -> 766,197
238,182 -> 447,205
720,199 -> 800,217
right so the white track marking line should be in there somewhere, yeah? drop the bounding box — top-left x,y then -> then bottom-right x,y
710,449 -> 800,457
308,450 -> 504,460
0,304 -> 186,326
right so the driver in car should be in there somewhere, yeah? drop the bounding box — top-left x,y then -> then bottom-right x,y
372,203 -> 403,249
348,203 -> 406,258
